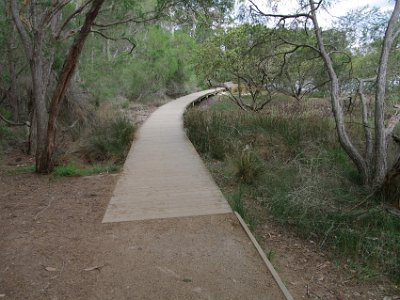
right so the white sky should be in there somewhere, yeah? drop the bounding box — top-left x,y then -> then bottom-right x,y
249,0 -> 395,27
319,0 -> 394,26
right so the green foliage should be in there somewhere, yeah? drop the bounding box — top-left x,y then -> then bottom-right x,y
227,189 -> 256,229
80,26 -> 199,102
121,100 -> 130,109
335,6 -> 389,52
0,110 -> 19,148
184,100 -> 400,283
82,116 -> 135,163
0,123 -> 15,146
193,24 -> 333,104
53,163 -> 81,177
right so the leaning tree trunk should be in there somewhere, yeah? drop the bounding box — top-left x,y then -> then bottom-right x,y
309,0 -> 370,184
40,0 -> 105,172
373,0 -> 400,187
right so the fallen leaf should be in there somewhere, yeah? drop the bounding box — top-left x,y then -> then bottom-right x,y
83,265 -> 104,271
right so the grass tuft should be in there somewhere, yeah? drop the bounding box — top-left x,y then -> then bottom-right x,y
228,147 -> 264,184
227,189 -> 257,229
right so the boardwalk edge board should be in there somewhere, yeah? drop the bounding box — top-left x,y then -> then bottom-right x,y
234,212 -> 295,300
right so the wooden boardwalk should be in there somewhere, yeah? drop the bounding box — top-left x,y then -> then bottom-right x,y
103,89 -> 232,223
100,89 -> 291,300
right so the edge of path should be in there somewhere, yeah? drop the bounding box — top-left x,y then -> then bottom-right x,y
185,88 -> 294,300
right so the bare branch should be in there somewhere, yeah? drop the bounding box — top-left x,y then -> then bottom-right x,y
249,0 -> 311,21
93,14 -> 161,28
0,112 -> 30,127
41,0 -> 71,28
10,0 -> 32,59
56,0 -> 94,39
91,30 -> 136,54
277,36 -> 320,54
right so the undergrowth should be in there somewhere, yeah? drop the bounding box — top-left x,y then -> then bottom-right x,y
184,101 -> 400,283
53,163 -> 120,177
80,115 -> 135,163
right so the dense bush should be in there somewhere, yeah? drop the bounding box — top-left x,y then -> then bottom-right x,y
82,116 -> 135,163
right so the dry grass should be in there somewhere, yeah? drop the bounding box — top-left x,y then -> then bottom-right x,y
184,96 -> 400,283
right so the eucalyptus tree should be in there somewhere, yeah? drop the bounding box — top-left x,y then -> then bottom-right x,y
8,0 -> 234,173
0,1 -> 26,124
193,24 -> 280,111
250,0 -> 400,196
267,28 -> 332,101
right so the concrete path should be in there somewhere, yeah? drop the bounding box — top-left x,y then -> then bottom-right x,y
103,89 -> 232,223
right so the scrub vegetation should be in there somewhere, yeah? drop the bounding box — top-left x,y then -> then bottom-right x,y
185,96 -> 400,283
1,0 -> 399,289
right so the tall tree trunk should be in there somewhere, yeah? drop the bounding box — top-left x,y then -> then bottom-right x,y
309,0 -> 369,184
7,27 -> 19,122
40,0 -> 105,172
28,106 -> 37,156
373,0 -> 400,187
32,45 -> 50,172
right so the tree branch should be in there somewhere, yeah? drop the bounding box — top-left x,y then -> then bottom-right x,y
90,30 -> 136,54
56,0 -> 94,39
249,0 -> 311,20
386,110 -> 400,137
0,112 -> 30,127
10,0 -> 32,60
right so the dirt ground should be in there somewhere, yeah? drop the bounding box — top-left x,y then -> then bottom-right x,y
1,98 -> 399,299
0,157 -> 283,299
1,154 -> 398,300
251,206 -> 399,299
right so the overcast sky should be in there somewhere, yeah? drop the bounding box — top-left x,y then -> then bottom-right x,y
248,0 -> 394,27
320,0 -> 393,26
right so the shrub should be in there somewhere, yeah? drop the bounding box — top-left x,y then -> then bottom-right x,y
82,116 -> 135,163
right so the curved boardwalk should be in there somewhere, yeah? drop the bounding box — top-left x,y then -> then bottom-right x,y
103,89 -> 232,223
99,90 -> 286,299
